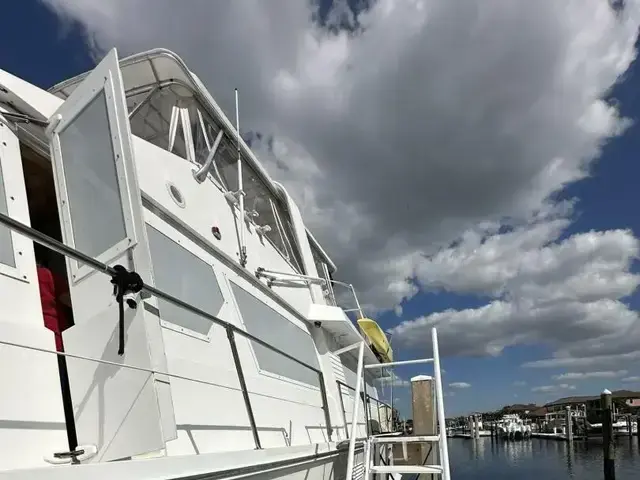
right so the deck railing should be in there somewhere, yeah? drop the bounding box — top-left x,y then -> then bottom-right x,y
0,212 -> 333,456
336,380 -> 393,438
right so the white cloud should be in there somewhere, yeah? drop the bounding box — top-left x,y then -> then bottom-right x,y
449,382 -> 471,389
622,376 -> 640,383
378,373 -> 410,387
532,384 -> 576,393
552,370 -> 628,381
513,381 -> 527,387
41,0 -> 640,360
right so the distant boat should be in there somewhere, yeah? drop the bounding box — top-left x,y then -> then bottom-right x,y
498,414 -> 531,440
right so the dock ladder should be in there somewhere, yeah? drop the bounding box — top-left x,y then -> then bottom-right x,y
343,327 -> 450,479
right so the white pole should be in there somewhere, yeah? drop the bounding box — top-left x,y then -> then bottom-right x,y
432,328 -> 451,480
365,358 -> 434,369
235,88 -> 246,267
346,341 -> 365,479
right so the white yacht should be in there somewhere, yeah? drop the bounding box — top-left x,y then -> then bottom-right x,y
498,414 -> 531,440
0,48 -> 450,479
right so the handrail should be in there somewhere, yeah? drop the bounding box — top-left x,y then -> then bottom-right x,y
432,327 -> 451,480
336,380 -> 391,410
255,267 -> 326,285
0,212 -> 334,448
336,380 -> 393,437
326,279 -> 364,319
344,329 -> 451,479
345,342 -> 365,479
0,212 -> 320,373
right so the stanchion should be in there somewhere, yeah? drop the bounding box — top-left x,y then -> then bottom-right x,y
602,389 -> 615,480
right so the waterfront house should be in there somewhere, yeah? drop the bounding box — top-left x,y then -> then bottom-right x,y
584,390 -> 640,421
543,390 -> 640,424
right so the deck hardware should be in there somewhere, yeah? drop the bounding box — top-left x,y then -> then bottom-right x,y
45,113 -> 62,137
255,224 -> 271,236
110,265 -> 144,356
45,444 -> 97,465
0,110 -> 48,127
193,129 -> 223,183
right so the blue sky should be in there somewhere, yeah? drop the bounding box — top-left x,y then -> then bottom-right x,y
3,1 -> 640,417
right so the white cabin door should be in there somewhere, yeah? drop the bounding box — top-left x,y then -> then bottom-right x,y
46,48 -> 164,462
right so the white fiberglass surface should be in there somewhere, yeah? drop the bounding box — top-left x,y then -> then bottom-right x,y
0,158 -> 15,267
58,90 -> 127,257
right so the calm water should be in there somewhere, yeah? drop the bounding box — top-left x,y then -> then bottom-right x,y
449,436 -> 640,479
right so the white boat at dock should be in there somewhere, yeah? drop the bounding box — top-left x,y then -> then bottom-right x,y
497,414 -> 531,440
0,48 -> 451,479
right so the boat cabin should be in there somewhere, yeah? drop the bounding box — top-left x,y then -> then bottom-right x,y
0,48 -> 390,471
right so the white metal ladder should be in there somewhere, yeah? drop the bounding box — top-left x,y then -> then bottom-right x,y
343,327 -> 450,480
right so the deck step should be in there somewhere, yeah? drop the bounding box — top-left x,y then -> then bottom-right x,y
370,465 -> 443,474
371,435 -> 440,443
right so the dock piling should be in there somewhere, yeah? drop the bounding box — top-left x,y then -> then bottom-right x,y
565,406 -> 573,444
410,375 -> 436,474
602,389 -> 615,480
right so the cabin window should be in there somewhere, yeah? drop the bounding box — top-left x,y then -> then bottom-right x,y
279,215 -> 305,273
128,85 -> 189,160
191,108 -> 217,165
309,238 -> 336,305
310,241 -> 325,279
213,136 -> 239,190
243,163 -> 292,258
230,281 -> 320,387
147,224 -> 225,337
0,159 -> 15,267
58,90 -> 127,258
125,84 -> 305,271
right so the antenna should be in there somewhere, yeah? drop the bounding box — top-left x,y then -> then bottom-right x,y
235,88 -> 247,267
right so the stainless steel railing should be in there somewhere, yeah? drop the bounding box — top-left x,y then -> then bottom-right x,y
336,380 -> 394,439
0,211 -> 333,453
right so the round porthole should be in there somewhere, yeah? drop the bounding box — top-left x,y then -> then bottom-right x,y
167,182 -> 186,208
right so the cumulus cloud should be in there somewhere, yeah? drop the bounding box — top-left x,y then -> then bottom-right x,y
41,0 -> 640,360
532,384 -> 576,393
449,382 -> 471,389
552,370 -> 628,381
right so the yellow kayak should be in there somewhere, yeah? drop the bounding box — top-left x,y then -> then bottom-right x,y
357,318 -> 393,363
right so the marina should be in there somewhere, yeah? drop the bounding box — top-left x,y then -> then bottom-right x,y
449,436 -> 640,479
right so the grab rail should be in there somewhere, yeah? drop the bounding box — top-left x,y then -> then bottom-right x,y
326,279 -> 365,319
336,380 -> 393,438
0,212 -> 333,450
